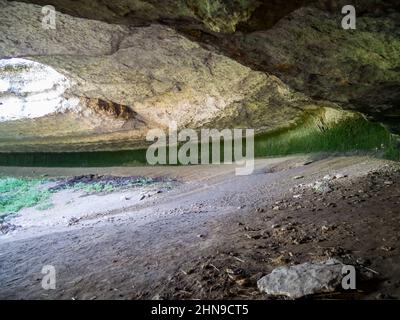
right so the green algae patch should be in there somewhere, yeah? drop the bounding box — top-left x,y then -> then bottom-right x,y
0,177 -> 52,219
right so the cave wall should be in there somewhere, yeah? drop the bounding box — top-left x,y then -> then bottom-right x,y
0,0 -> 399,151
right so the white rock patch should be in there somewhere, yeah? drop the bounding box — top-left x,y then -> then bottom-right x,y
0,58 -> 78,122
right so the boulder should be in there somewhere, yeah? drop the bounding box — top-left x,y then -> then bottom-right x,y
257,259 -> 344,299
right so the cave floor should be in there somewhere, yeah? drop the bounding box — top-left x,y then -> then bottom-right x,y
0,155 -> 399,299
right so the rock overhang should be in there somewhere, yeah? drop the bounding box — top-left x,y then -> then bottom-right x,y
0,0 -> 399,152
0,58 -> 79,122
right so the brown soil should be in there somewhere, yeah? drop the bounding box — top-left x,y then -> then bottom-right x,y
155,166 -> 400,300
0,155 -> 399,300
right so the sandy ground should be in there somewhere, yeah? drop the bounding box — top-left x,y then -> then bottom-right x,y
0,154 -> 399,299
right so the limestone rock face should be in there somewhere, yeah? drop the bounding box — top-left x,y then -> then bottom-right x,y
0,0 -> 398,152
0,58 -> 78,122
0,1 -> 311,152
230,7 -> 400,132
19,0 -> 198,29
257,259 -> 344,299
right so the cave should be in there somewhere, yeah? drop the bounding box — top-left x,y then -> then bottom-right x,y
0,0 -> 400,306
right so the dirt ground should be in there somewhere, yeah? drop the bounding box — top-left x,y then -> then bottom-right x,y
0,154 -> 399,300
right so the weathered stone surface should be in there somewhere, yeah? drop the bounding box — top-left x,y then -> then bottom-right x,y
21,0 -> 399,33
20,0 -> 198,29
1,0 -> 398,151
19,0 -> 260,33
0,1 -> 313,151
18,0 -> 297,33
257,259 -> 344,299
229,7 -> 400,132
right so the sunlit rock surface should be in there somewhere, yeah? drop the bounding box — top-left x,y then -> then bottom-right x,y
0,58 -> 79,122
0,0 -> 398,152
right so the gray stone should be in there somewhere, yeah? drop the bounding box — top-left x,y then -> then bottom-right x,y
313,181 -> 332,194
257,259 -> 344,299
